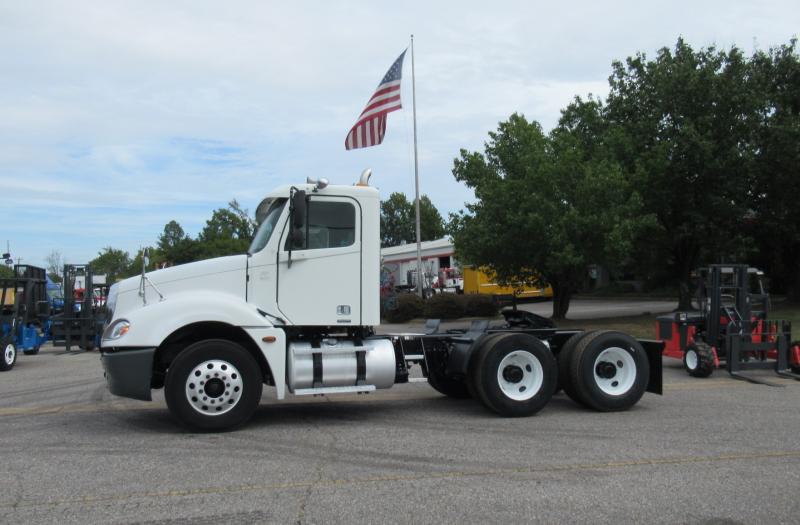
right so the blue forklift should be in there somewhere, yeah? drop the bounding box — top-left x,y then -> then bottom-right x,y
0,265 -> 53,370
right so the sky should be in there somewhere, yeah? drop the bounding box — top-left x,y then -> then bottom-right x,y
1,0 -> 798,269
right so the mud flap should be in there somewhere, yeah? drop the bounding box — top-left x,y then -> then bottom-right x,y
638,339 -> 664,395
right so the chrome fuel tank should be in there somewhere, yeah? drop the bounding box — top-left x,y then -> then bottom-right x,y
286,338 -> 396,392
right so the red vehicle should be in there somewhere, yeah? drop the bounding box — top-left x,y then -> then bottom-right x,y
657,265 -> 800,384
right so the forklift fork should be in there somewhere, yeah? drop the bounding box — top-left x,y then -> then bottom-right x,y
726,327 -> 799,385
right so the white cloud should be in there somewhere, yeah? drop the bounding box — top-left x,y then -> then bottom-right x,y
0,0 -> 797,266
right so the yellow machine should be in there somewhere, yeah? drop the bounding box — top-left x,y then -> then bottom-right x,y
0,286 -> 15,306
462,267 -> 553,299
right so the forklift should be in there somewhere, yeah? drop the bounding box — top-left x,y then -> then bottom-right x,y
657,264 -> 800,384
0,265 -> 53,370
50,264 -> 106,352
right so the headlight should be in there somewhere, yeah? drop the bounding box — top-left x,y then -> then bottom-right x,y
103,319 -> 130,341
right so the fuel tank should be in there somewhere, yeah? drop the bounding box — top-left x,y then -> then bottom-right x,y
286,338 -> 396,392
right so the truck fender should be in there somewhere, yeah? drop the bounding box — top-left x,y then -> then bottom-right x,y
109,291 -> 273,348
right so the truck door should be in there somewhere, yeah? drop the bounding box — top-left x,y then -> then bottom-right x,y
277,196 -> 361,326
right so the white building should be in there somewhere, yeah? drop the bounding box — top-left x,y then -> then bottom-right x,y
380,238 -> 456,289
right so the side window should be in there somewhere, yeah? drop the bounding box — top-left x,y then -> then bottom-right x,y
286,200 -> 356,250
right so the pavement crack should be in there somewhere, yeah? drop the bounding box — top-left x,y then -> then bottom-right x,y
294,411 -> 338,525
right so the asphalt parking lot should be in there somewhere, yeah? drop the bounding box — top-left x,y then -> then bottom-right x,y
1,340 -> 798,524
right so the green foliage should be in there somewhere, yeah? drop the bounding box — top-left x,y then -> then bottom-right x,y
89,247 -> 131,284
605,38 -> 762,306
0,265 -> 12,278
450,113 -> 652,318
746,39 -> 800,300
383,293 -> 498,322
423,293 -> 464,319
380,192 -> 446,247
197,206 -> 252,259
383,293 -> 425,323
157,220 -> 199,265
460,294 -> 498,317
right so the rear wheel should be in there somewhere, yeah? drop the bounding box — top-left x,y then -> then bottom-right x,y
165,339 -> 262,431
684,341 -> 714,378
470,333 -> 557,417
568,331 -> 650,412
1,339 -> 17,371
556,331 -> 588,404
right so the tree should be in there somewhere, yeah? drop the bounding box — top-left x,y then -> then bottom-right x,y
45,250 -> 63,283
747,40 -> 800,300
380,192 -> 446,247
197,207 -> 252,259
227,199 -> 256,240
605,38 -> 760,308
89,247 -> 131,284
0,265 -> 12,279
157,221 -> 198,265
450,113 -> 651,319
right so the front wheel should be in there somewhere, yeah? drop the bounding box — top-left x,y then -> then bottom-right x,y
470,333 -> 557,417
165,339 -> 263,431
684,341 -> 714,378
1,339 -> 17,371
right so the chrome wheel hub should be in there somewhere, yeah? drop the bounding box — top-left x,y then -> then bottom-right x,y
4,343 -> 14,365
185,359 -> 243,416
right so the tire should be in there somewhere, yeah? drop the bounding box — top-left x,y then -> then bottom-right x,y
165,339 -> 263,431
427,371 -> 470,398
465,332 -> 507,402
23,346 -> 40,356
684,341 -> 714,378
556,331 -> 589,404
568,330 -> 650,412
1,339 -> 17,371
469,333 -> 557,417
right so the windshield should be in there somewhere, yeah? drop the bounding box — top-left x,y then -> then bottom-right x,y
248,198 -> 287,254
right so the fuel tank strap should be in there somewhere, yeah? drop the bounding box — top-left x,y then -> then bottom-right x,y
312,353 -> 323,387
355,350 -> 367,385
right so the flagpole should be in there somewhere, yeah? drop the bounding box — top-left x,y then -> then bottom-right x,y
411,34 -> 423,298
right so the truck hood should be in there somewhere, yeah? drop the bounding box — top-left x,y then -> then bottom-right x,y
117,255 -> 248,292
112,255 -> 248,318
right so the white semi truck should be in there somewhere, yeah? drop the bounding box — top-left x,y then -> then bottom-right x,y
100,171 -> 663,431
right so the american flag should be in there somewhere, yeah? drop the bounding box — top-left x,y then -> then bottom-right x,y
345,50 -> 406,150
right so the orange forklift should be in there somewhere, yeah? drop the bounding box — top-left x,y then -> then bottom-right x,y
657,265 -> 800,385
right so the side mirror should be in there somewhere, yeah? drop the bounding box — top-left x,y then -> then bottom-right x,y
290,190 -> 307,249
291,190 -> 307,228
291,228 -> 305,248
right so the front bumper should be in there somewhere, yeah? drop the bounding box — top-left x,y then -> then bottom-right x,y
101,348 -> 156,401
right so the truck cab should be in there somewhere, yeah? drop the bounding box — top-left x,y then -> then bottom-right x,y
101,176 -> 390,428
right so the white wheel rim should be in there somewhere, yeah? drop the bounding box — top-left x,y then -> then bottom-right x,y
185,360 -> 244,416
685,349 -> 698,370
593,347 -> 636,396
4,344 -> 14,366
496,350 -> 543,401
